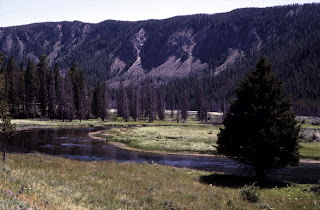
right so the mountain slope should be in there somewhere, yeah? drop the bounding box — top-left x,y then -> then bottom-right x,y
0,3 -> 319,115
0,4 -> 318,81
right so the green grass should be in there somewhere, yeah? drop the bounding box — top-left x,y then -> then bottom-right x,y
1,153 -> 319,209
300,141 -> 320,160
299,121 -> 320,159
12,117 -> 204,130
95,125 -> 219,154
301,123 -> 320,129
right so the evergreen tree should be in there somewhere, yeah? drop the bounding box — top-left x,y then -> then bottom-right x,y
0,74 -> 15,161
84,83 -> 92,120
0,52 -> 4,64
157,88 -> 166,120
100,82 -> 109,121
69,64 -> 80,118
17,63 -> 26,117
140,84 -> 146,120
0,106 -> 15,161
181,90 -> 188,121
59,78 -> 66,121
176,108 -> 180,123
93,81 -> 101,119
5,55 -> 19,117
122,88 -> 129,122
128,81 -> 135,118
217,57 -> 300,180
145,81 -> 155,122
170,97 -> 174,119
77,70 -> 86,121
25,60 -> 38,118
37,54 -> 49,117
53,64 -> 62,117
132,85 -> 141,121
196,80 -> 207,121
48,71 -> 56,120
65,75 -> 75,122
60,75 -> 75,122
117,80 -> 124,117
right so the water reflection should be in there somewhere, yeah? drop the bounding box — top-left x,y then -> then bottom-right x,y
7,128 -> 240,173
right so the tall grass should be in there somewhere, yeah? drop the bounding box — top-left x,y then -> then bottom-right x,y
0,153 -> 319,209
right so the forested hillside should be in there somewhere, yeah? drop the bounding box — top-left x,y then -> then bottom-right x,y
0,3 -> 319,116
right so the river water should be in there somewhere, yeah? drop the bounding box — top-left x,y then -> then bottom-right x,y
6,128 -> 320,184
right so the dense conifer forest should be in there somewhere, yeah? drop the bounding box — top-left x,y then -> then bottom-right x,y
0,53 -> 172,121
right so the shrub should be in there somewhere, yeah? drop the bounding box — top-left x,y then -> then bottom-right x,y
240,183 -> 260,203
310,185 -> 320,195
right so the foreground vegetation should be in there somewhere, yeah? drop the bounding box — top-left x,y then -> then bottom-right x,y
1,153 -> 319,209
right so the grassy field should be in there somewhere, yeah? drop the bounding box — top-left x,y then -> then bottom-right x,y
299,121 -> 320,160
94,125 -> 218,154
93,124 -> 320,160
300,141 -> 320,160
1,153 -> 319,209
12,117 -> 203,130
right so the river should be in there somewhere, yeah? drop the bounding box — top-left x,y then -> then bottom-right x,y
6,128 -> 320,184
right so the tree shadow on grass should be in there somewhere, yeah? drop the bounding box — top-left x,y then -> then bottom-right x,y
199,173 -> 289,189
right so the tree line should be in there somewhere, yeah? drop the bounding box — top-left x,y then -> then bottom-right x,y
1,53 -> 89,121
0,52 -> 211,122
115,78 -> 206,122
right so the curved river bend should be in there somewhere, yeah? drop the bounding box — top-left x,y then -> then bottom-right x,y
6,128 -> 320,184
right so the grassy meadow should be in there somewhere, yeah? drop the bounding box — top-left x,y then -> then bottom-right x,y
1,153 -> 319,209
299,119 -> 320,160
300,141 -> 320,160
12,117 -> 202,130
93,125 -> 218,154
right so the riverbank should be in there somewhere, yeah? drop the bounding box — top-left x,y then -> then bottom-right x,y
1,153 -> 319,209
12,118 -> 320,160
90,125 -> 320,161
12,118 -> 202,130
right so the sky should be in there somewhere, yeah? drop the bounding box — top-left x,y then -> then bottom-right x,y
0,0 -> 319,27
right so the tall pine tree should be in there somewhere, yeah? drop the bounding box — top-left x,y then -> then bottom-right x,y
117,80 -> 124,118
48,71 -> 56,120
37,54 -> 49,117
217,57 -> 300,180
25,60 -> 39,118
0,72 -> 15,161
196,80 -> 207,121
100,82 -> 109,121
78,70 -> 86,122
157,88 -> 166,121
5,55 -> 19,117
93,81 -> 102,119
181,90 -> 188,122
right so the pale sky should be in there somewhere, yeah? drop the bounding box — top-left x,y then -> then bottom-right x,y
0,0 -> 319,27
